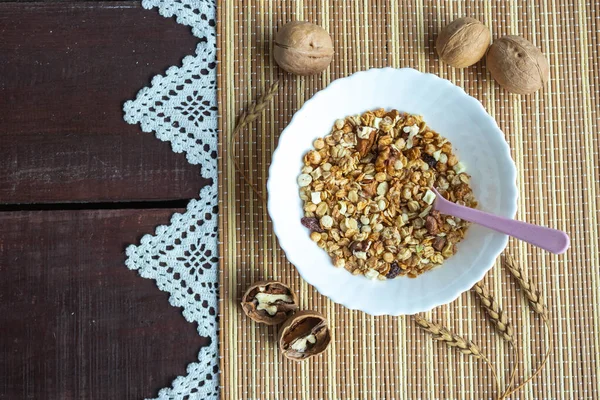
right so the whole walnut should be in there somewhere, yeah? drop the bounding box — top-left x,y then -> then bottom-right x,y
436,17 -> 491,68
486,35 -> 550,95
274,21 -> 334,76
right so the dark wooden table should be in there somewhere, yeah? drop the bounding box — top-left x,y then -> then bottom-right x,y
0,2 -> 210,399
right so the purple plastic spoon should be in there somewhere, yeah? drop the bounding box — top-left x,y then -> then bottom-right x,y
430,188 -> 570,254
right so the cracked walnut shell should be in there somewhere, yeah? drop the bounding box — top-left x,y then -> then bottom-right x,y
278,311 -> 332,361
241,281 -> 298,325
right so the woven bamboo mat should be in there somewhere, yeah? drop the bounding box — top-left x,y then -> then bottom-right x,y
217,1 -> 599,398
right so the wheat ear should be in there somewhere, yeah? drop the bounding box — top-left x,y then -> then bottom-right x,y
414,315 -> 502,397
503,254 -> 552,396
414,315 -> 483,357
504,254 -> 549,321
228,80 -> 280,201
472,281 -> 517,398
472,281 -> 514,344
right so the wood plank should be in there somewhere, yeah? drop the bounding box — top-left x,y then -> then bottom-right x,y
0,2 -> 204,204
0,208 -> 208,399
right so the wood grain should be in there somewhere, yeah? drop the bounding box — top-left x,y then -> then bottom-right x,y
0,208 -> 208,400
0,2 -> 203,204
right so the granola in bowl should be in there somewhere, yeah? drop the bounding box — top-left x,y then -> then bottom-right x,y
269,68 -> 517,315
298,108 -> 477,280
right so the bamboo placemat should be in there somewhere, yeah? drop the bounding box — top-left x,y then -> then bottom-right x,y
217,1 -> 599,398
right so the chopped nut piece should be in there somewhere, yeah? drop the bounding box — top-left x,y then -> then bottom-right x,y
373,108 -> 386,118
356,129 -> 377,157
379,116 -> 394,132
362,181 -> 378,197
425,216 -> 439,235
433,237 -> 446,251
357,126 -> 376,139
349,240 -> 371,253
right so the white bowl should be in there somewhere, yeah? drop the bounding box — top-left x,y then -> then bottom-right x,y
267,68 -> 517,315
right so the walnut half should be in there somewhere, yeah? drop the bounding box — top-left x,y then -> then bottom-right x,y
241,281 -> 298,325
278,311 -> 332,361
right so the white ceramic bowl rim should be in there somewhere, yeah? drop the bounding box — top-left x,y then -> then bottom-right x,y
267,68 -> 518,315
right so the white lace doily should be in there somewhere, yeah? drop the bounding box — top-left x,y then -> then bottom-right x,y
123,0 -> 219,399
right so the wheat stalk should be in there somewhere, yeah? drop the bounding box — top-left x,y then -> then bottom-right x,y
472,281 -> 514,345
228,80 -> 280,201
414,315 -> 504,398
504,254 -> 549,322
503,253 -> 552,396
472,281 -> 517,398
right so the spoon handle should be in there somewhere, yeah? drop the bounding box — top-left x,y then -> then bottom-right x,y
436,200 -> 570,254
